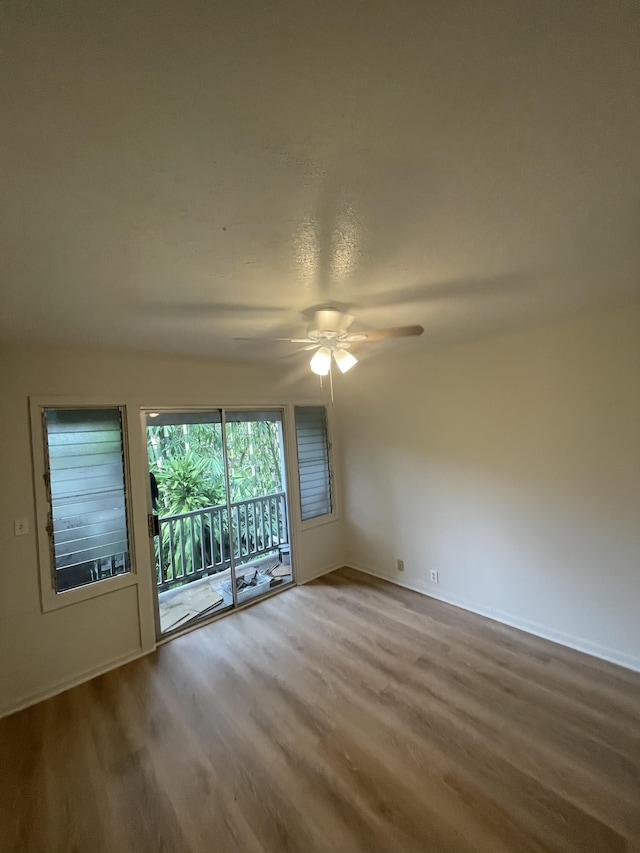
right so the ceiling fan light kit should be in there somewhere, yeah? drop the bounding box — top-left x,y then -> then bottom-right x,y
309,347 -> 332,376
333,347 -> 358,373
235,307 -> 423,385
310,344 -> 358,377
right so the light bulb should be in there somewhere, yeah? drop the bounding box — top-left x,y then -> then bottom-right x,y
310,347 -> 332,375
333,348 -> 358,373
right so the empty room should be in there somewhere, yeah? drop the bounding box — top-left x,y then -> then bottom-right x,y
1,1 -> 639,851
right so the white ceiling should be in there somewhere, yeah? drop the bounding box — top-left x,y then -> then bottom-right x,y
2,0 -> 640,362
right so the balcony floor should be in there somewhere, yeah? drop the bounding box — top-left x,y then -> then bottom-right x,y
157,553 -> 293,634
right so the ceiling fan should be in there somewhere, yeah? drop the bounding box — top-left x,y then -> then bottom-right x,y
236,307 -> 424,376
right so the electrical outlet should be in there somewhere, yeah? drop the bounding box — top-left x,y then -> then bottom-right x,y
430,569 -> 439,583
14,518 -> 29,536
397,558 -> 405,572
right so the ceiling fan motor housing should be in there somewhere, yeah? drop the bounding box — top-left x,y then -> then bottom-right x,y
314,308 -> 355,336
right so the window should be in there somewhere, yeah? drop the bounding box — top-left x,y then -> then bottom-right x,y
294,406 -> 333,521
39,407 -> 131,595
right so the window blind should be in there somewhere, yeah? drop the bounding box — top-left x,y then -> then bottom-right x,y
44,408 -> 130,591
294,406 -> 332,521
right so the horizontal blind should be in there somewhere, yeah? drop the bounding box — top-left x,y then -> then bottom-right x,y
294,406 -> 332,521
44,408 -> 130,585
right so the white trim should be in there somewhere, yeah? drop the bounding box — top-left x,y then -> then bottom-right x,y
299,562 -> 344,584
141,404 -> 301,640
129,409 -> 159,652
279,405 -> 299,586
41,573 -> 138,611
138,396 -> 328,412
0,647 -> 148,719
29,397 -> 139,613
299,513 -> 340,532
348,563 -> 640,674
283,404 -> 305,581
294,403 -> 341,528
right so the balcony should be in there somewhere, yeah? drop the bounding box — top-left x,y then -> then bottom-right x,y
155,491 -> 292,632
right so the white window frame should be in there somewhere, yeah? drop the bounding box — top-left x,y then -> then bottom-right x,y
293,403 -> 340,530
30,397 -> 137,612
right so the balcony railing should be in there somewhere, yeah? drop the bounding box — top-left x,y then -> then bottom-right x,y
156,492 -> 289,592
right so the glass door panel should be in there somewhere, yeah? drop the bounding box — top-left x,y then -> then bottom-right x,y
146,410 -> 233,634
147,407 -> 294,637
224,410 -> 294,605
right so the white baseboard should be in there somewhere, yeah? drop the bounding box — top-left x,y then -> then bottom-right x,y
348,563 -> 640,675
0,647 -> 151,720
299,562 -> 345,584
1,566 -> 340,719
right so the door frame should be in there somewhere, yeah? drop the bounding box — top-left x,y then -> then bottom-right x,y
141,404 -> 298,641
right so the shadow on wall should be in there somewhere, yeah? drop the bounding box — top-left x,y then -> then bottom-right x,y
339,304 -> 640,666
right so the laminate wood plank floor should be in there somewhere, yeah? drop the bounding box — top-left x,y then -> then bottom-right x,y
1,567 -> 640,853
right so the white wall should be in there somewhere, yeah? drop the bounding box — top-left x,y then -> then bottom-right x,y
5,299 -> 637,718
0,342 -> 343,716
338,301 -> 640,671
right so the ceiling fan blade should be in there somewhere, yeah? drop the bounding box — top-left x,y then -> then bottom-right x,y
355,273 -> 535,310
146,302 -> 290,316
349,325 -> 424,342
234,337 -> 317,344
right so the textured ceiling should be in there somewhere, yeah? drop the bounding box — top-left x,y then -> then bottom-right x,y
1,0 -> 640,362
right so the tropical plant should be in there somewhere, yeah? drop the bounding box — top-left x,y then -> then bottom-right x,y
147,417 -> 285,589
154,450 -> 224,515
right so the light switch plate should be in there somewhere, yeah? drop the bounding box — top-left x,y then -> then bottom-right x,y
14,518 -> 29,536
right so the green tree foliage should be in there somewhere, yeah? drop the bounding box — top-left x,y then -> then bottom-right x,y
147,418 -> 285,589
155,450 -> 224,515
225,420 -> 283,501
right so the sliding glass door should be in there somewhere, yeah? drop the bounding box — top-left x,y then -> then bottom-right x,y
225,411 -> 293,605
146,408 -> 293,636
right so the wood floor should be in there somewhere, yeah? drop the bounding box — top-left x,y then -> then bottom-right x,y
2,568 -> 640,853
